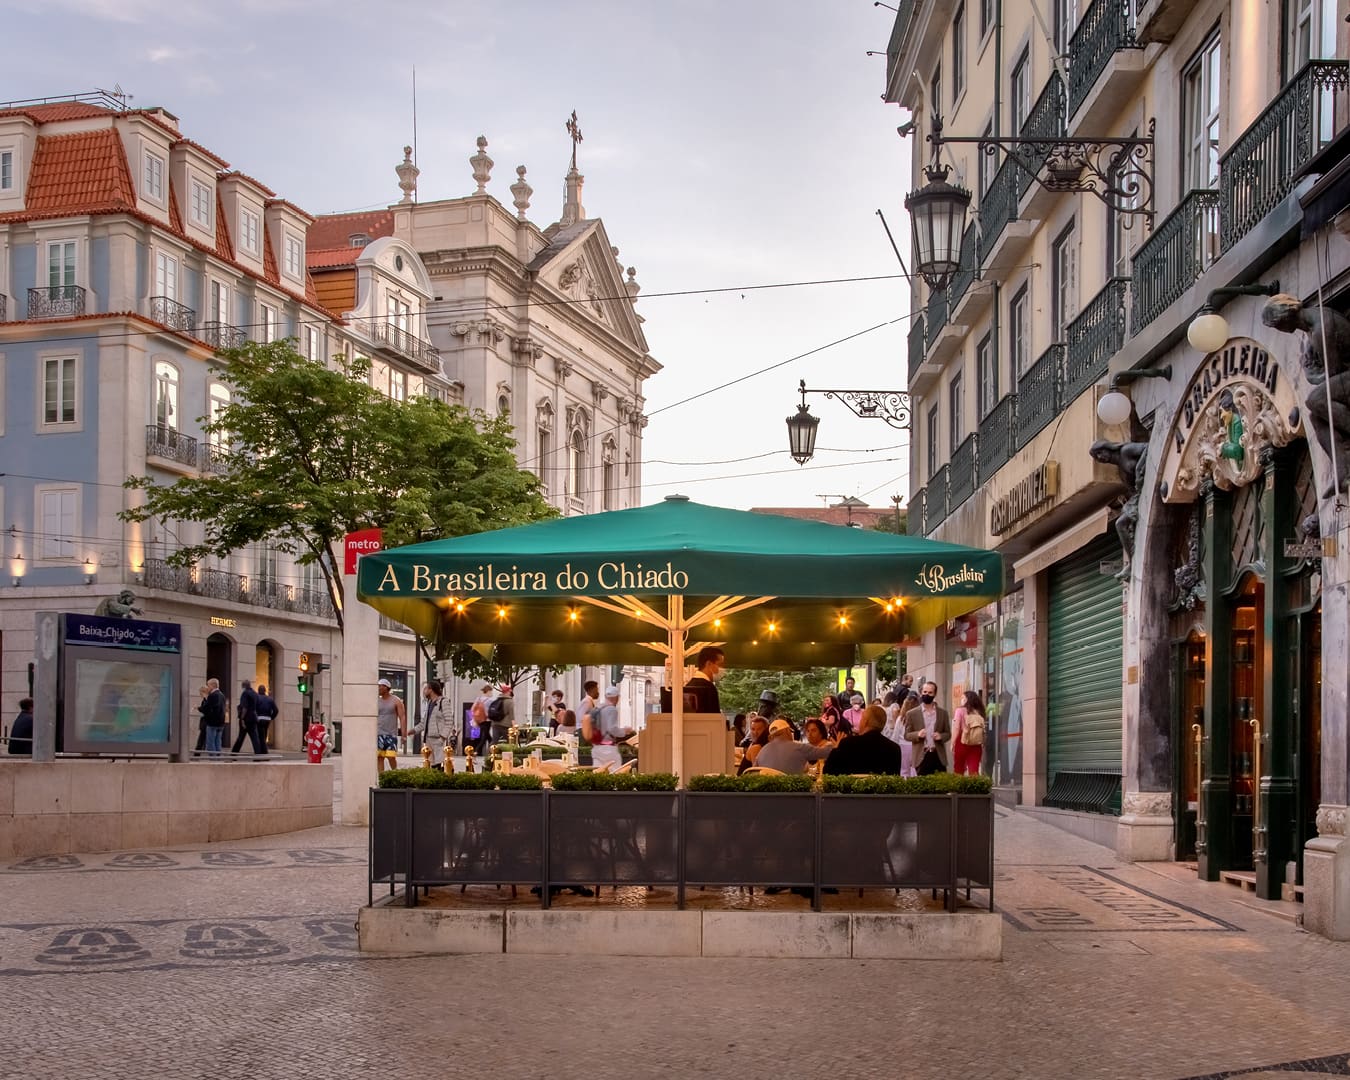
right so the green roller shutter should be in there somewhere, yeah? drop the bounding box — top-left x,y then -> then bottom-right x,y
1047,534 -> 1124,779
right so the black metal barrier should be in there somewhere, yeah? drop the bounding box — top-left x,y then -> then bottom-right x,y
369,789 -> 994,913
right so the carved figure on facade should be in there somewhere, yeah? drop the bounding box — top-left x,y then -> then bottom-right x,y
1171,503 -> 1207,612
1261,294 -> 1350,498
536,399 -> 554,433
555,357 -> 573,383
1172,384 -> 1296,500
95,590 -> 143,619
591,381 -> 609,406
1090,440 -> 1148,580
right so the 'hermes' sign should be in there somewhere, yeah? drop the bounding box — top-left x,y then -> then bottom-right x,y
990,463 -> 1059,535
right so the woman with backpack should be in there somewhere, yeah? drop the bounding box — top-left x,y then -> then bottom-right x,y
952,690 -> 987,775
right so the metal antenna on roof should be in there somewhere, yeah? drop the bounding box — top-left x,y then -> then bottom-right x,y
411,66 -> 418,204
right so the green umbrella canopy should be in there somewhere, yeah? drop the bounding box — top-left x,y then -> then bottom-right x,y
357,496 -> 1003,665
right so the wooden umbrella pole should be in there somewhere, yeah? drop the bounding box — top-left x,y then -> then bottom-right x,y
669,594 -> 686,786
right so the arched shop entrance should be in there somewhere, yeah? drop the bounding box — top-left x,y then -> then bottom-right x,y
206,631 -> 235,746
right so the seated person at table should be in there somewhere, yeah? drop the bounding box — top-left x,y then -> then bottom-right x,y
754,718 -> 833,775
822,704 -> 903,775
803,717 -> 834,749
736,713 -> 771,773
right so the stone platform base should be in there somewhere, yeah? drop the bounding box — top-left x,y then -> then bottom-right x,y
358,904 -> 1003,960
0,760 -> 333,858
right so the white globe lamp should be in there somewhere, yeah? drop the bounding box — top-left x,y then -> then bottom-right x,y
1187,311 -> 1230,354
1096,389 -> 1133,426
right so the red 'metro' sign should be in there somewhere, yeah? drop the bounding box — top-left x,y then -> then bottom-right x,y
344,528 -> 383,575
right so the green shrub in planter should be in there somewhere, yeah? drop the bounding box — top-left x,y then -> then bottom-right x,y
820,773 -> 993,796
549,771 -> 678,792
686,773 -> 815,793
377,768 -> 544,790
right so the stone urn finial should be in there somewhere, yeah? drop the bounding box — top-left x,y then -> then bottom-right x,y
510,165 -> 533,219
396,145 -> 419,204
626,266 -> 641,299
470,135 -> 493,194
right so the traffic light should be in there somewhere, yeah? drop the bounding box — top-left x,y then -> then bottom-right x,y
298,653 -> 311,695
299,653 -> 311,674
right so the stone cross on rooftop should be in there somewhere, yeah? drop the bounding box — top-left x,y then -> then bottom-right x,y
566,109 -> 583,171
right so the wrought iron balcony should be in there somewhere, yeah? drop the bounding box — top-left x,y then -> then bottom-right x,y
1014,73 -> 1068,208
142,557 -> 336,620
978,155 -> 1021,264
0,293 -> 7,322
1064,277 -> 1128,405
1066,0 -> 1141,119
978,395 -> 1016,478
199,442 -> 230,475
150,295 -> 196,334
350,317 -> 442,375
908,315 -> 926,386
884,0 -> 918,94
1220,59 -> 1348,251
925,466 -> 949,535
949,434 -> 977,510
925,288 -> 949,351
907,487 -> 925,536
145,424 -> 199,468
1130,189 -> 1220,333
28,285 -> 85,319
200,320 -> 248,351
1016,343 -> 1064,448
947,224 -> 979,311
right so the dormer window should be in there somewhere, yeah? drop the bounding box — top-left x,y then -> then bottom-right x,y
143,151 -> 165,203
239,208 -> 260,256
190,179 -> 212,227
349,233 -> 370,248
284,234 -> 304,279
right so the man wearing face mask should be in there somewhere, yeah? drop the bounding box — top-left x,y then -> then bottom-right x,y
902,680 -> 951,774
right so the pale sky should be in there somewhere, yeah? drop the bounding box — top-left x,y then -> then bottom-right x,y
7,0 -> 916,512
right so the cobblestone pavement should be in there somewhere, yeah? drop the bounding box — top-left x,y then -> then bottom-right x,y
5,784 -> 1350,1080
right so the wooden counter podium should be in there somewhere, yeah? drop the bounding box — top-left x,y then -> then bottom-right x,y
640,713 -> 734,776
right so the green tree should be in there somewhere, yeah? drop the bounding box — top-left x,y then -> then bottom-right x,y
714,667 -> 840,721
122,341 -> 556,630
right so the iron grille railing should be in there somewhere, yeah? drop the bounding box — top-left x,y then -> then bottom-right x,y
978,155 -> 1021,264
351,317 -> 443,375
371,788 -> 995,914
1066,0 -> 1140,118
908,315 -> 926,385
200,320 -> 248,351
1016,344 -> 1063,448
150,295 -> 196,333
199,442 -> 230,475
926,288 -> 949,349
1130,190 -> 1220,333
143,557 -> 336,619
0,293 -> 7,322
949,435 -> 977,509
908,487 -> 925,536
379,613 -> 413,634
145,424 -> 198,467
1219,59 -> 1348,251
1015,72 -> 1067,199
28,285 -> 85,319
978,395 -> 1016,478
925,465 -> 949,534
1064,278 -> 1128,405
947,224 -> 979,310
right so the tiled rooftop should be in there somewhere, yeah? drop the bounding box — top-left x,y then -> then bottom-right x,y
19,128 -> 136,215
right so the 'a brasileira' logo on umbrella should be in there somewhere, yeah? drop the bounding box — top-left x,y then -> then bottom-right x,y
915,563 -> 986,592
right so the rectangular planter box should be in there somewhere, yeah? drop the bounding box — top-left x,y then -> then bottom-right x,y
369,788 -> 994,912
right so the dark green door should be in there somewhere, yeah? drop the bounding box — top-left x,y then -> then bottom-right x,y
1047,535 -> 1124,788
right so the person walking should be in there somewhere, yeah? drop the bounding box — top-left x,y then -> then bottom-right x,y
952,690 -> 987,776
470,684 -> 493,757
902,681 -> 951,774
232,680 -> 263,755
253,684 -> 277,753
375,678 -> 407,773
199,678 -> 227,757
418,680 -> 452,764
7,697 -> 34,755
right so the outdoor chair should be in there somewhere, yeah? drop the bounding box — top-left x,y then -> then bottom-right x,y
739,766 -> 785,776
613,759 -> 636,774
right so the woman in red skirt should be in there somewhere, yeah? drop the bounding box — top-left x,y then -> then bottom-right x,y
952,690 -> 987,775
